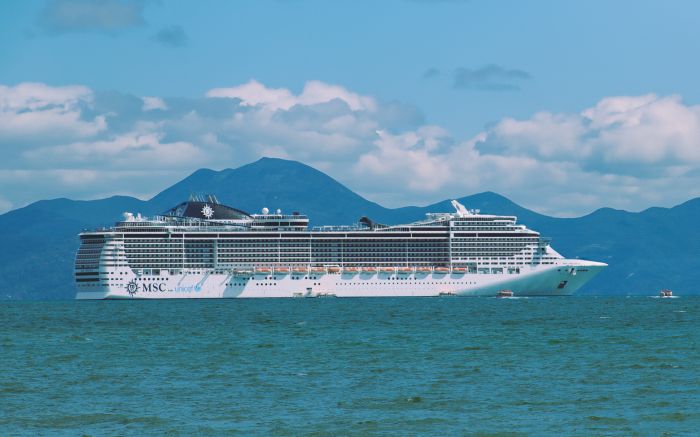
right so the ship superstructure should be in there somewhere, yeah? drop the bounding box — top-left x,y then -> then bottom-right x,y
75,195 -> 606,299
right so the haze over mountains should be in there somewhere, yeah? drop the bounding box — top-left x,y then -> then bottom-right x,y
1,157 -> 696,300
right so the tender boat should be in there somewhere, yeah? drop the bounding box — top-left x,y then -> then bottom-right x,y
255,267 -> 272,274
274,267 -> 290,274
496,289 -> 514,298
362,267 -> 377,273
327,267 -> 341,273
343,267 -> 359,274
380,267 -> 395,273
452,267 -> 467,273
292,268 -> 308,274
310,267 -> 326,274
416,267 -> 432,273
434,267 -> 450,274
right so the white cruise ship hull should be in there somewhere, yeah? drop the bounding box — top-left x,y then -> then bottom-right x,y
76,261 -> 605,299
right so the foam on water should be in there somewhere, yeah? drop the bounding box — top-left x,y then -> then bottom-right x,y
2,296 -> 700,435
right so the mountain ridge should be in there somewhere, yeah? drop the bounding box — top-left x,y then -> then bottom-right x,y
0,157 -> 696,300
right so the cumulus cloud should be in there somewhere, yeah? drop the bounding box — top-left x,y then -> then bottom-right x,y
142,96 -> 167,111
2,80 -> 700,217
38,0 -> 146,34
151,25 -> 188,47
346,94 -> 700,214
207,79 -> 377,112
454,64 -> 531,91
25,130 -> 205,169
476,94 -> 700,175
0,82 -> 106,146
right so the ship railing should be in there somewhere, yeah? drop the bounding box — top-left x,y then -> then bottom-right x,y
311,225 -> 365,231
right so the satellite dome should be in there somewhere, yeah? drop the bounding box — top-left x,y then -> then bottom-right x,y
262,207 -> 269,214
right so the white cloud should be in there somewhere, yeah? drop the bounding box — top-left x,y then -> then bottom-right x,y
0,83 -> 106,142
206,79 -> 376,112
25,130 -> 205,169
142,96 -> 168,111
477,94 -> 700,171
3,80 -> 700,217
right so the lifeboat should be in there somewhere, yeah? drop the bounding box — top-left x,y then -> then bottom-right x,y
274,267 -> 290,274
234,269 -> 253,277
362,267 -> 377,273
328,267 -> 341,273
397,267 -> 413,274
255,267 -> 272,274
380,267 -> 395,273
659,289 -> 673,298
343,267 -> 359,274
496,289 -> 514,298
452,267 -> 467,273
416,267 -> 432,273
292,268 -> 308,274
310,267 -> 326,274
434,267 -> 450,274
438,291 -> 457,297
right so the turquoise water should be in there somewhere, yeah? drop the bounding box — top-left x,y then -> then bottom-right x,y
2,297 -> 700,436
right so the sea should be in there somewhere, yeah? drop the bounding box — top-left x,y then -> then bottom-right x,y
2,296 -> 699,436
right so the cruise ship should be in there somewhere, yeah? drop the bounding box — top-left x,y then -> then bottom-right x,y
75,195 -> 606,299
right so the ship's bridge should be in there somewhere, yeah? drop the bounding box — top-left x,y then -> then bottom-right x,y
250,207 -> 309,230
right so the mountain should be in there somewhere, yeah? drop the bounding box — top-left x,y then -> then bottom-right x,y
0,157 -> 696,300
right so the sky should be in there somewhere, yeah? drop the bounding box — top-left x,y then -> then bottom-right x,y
1,0 -> 700,216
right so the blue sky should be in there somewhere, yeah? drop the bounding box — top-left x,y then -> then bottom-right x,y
2,0 -> 700,216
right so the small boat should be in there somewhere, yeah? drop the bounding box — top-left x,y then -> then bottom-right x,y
362,267 -> 377,273
310,267 -> 326,274
255,267 -> 272,274
233,269 -> 253,277
343,267 -> 359,274
452,267 -> 467,273
397,267 -> 413,274
496,289 -> 514,298
416,267 -> 432,273
316,293 -> 337,298
659,289 -> 673,298
434,267 -> 450,274
275,267 -> 290,274
438,291 -> 457,297
380,267 -> 395,273
327,267 -> 341,273
292,268 -> 308,274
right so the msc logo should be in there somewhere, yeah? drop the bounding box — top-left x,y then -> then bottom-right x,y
126,280 -> 138,296
125,280 -> 168,296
